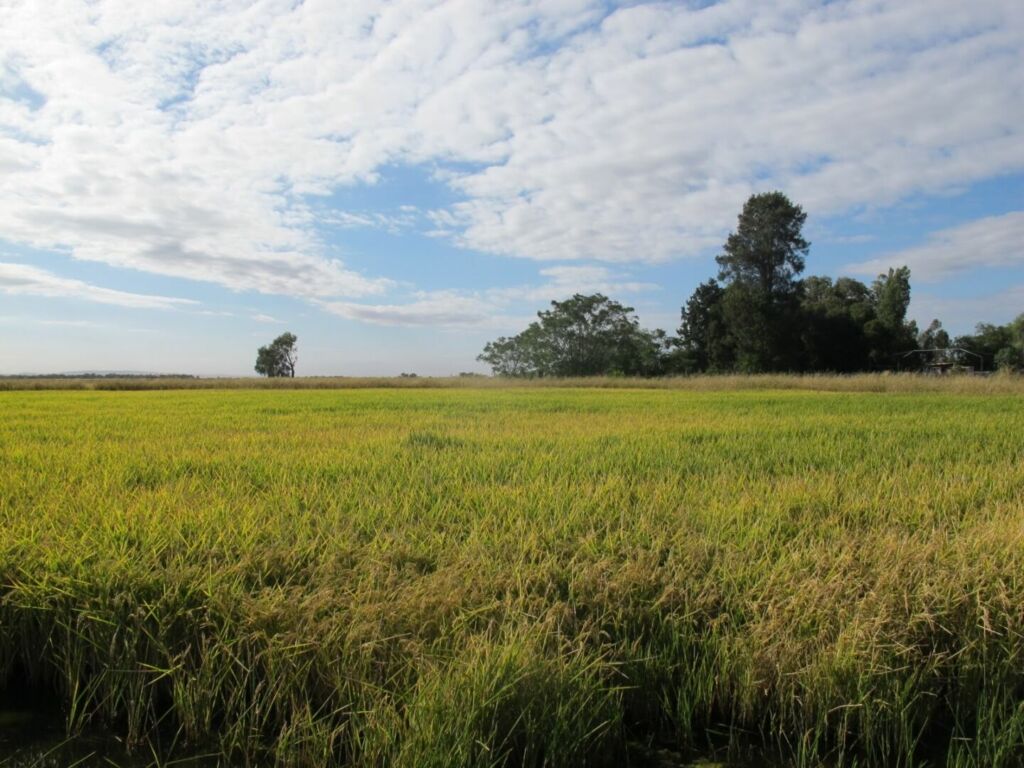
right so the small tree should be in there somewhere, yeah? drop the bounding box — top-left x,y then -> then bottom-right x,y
255,332 -> 298,377
916,319 -> 951,366
865,266 -> 918,369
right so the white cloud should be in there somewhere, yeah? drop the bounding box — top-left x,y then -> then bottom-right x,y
250,313 -> 281,323
0,0 -> 1020,301
319,291 -> 501,328
319,263 -> 656,327
844,211 -> 1024,281
911,283 -> 1024,335
490,264 -> 658,303
0,261 -> 195,309
0,316 -> 102,328
319,209 -> 419,234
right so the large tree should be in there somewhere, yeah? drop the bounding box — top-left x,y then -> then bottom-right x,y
713,192 -> 809,371
255,332 -> 298,377
478,294 -> 667,377
715,191 -> 809,300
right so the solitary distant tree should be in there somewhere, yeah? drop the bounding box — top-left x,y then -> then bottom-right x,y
255,332 -> 298,377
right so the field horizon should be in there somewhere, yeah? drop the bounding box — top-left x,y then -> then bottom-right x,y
2,371 -> 1023,394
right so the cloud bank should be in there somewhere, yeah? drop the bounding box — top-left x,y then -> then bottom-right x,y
321,264 -> 655,327
0,0 -> 1021,310
846,211 -> 1024,281
0,262 -> 195,309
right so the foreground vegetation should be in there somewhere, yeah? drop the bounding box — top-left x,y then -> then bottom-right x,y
1,384 -> 1023,766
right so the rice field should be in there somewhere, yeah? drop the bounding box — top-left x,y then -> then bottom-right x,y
1,381 -> 1023,766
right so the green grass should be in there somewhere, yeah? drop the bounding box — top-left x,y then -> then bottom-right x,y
1,385 -> 1022,766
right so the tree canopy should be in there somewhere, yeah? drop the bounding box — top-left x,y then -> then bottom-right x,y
707,192 -> 809,371
255,332 -> 298,377
478,294 -> 669,377
955,314 -> 1024,371
677,279 -> 731,372
715,191 -> 808,300
479,193 -> 1012,378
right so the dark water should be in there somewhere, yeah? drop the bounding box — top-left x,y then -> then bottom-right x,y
0,709 -> 219,768
1,711 -> 753,767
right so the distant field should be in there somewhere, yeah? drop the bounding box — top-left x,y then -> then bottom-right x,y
1,386 -> 1022,767
2,372 -> 1024,393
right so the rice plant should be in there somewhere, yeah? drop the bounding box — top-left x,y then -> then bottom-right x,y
0,382 -> 1021,766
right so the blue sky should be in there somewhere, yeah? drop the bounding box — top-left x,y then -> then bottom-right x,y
0,0 -> 1021,375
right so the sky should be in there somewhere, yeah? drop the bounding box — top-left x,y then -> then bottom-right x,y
0,0 -> 1022,376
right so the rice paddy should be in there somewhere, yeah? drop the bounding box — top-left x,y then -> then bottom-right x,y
1,380 -> 1022,766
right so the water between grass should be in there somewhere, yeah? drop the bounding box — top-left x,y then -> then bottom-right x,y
0,709 -> 750,767
0,708 -> 217,767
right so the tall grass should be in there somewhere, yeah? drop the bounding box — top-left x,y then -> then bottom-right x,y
0,387 -> 1022,766
1,372 -> 1022,394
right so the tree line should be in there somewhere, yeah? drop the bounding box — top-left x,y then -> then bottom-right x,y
479,192 -> 1024,377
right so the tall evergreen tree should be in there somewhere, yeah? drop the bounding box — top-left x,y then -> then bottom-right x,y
715,192 -> 809,300
715,192 -> 809,371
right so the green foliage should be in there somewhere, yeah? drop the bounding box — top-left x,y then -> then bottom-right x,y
255,331 -> 299,377
873,266 -> 912,330
680,200 -> 921,373
478,294 -> 669,377
478,194 -> 1012,378
864,266 -> 919,369
710,192 -> 809,372
677,279 -> 732,372
721,281 -> 805,372
799,276 -> 874,372
1,387 -> 1023,765
1011,313 -> 1024,349
955,314 -> 1024,371
917,319 -> 950,351
994,346 -> 1023,371
715,191 -> 809,300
